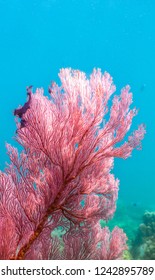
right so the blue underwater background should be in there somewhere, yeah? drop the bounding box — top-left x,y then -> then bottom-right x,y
0,0 -> 155,258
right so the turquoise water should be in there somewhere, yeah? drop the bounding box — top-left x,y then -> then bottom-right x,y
0,0 -> 154,214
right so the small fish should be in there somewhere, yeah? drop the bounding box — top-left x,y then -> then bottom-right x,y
132,202 -> 137,207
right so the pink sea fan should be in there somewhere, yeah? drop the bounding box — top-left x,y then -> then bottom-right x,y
51,223 -> 127,260
0,68 -> 145,259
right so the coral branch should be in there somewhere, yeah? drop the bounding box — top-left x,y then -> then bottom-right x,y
0,68 -> 145,259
